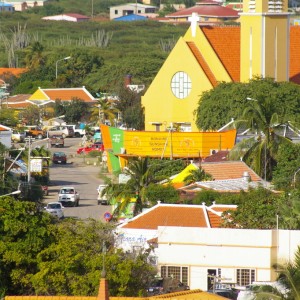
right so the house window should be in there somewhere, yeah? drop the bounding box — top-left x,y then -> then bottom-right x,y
161,266 -> 189,285
115,10 -> 118,14
236,269 -> 255,286
138,9 -> 141,13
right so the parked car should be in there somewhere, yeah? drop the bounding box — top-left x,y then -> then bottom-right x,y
50,135 -> 64,147
77,142 -> 104,154
97,184 -> 109,205
52,152 -> 67,164
44,202 -> 64,219
147,277 -> 189,296
47,125 -> 74,138
58,186 -> 80,207
93,129 -> 101,142
42,185 -> 49,196
25,126 -> 46,139
66,124 -> 86,137
11,130 -> 26,142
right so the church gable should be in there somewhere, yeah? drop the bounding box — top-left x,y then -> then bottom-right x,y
142,36 -> 216,131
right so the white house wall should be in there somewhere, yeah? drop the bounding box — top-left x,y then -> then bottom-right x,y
0,131 -> 12,148
156,227 -> 300,290
115,228 -> 157,252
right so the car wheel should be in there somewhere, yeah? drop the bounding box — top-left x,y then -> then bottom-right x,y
37,134 -> 43,139
75,132 -> 80,138
62,133 -> 66,139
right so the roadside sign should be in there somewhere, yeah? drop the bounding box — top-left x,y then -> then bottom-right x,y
104,212 -> 112,221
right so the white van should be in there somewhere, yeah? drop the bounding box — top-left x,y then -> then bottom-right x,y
47,125 -> 75,138
97,184 -> 109,205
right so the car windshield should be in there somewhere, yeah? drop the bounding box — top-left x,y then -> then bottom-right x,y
60,189 -> 74,194
48,203 -> 61,209
54,152 -> 65,157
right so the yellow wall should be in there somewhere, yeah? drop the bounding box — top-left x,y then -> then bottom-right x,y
142,26 -> 231,132
123,129 -> 236,158
28,89 -> 48,101
240,0 -> 289,82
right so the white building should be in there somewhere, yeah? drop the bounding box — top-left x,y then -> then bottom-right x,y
4,0 -> 46,11
42,13 -> 90,22
110,3 -> 158,20
116,203 -> 300,292
0,124 -> 12,148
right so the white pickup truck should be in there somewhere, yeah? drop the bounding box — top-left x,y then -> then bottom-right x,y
66,125 -> 85,138
58,186 -> 80,207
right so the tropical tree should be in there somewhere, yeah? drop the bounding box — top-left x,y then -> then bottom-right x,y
195,77 -> 300,131
0,197 -> 54,295
24,41 -> 45,70
0,108 -> 18,127
183,167 -> 212,185
64,98 -> 89,124
272,142 -> 300,190
221,187 -> 300,229
144,183 -> 179,205
90,98 -> 119,127
275,245 -> 300,300
231,88 -> 294,180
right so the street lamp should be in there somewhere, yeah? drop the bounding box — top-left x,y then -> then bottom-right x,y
293,167 -> 300,188
55,56 -> 71,79
0,190 -> 21,198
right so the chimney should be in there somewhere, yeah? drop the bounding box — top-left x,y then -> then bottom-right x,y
97,274 -> 109,300
124,74 -> 132,87
242,171 -> 251,182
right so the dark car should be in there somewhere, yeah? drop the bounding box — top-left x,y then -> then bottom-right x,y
52,152 -> 67,164
147,277 -> 189,296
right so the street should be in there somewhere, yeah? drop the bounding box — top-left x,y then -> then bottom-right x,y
41,137 -> 112,222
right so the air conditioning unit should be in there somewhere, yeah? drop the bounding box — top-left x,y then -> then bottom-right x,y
210,149 -> 219,155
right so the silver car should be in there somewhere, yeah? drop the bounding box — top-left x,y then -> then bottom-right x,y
44,202 -> 64,219
58,186 -> 80,207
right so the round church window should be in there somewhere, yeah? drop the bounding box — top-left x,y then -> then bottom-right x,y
171,71 -> 192,99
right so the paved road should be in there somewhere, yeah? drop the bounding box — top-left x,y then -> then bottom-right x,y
42,137 -> 112,222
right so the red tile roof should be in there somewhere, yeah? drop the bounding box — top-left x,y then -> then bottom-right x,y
289,26 -> 300,84
197,25 -> 300,84
65,13 -> 89,19
201,26 -> 240,82
33,87 -> 95,103
187,41 -> 218,87
0,68 -> 27,77
119,203 -> 236,230
167,3 -> 239,18
5,94 -> 31,109
201,161 -> 261,181
203,150 -> 229,162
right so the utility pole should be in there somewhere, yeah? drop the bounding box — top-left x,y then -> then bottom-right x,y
25,136 -> 35,183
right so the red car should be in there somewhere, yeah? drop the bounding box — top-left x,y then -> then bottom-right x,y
77,143 -> 104,154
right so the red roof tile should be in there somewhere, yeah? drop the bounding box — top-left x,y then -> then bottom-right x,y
197,25 -> 300,84
119,204 -> 236,230
187,41 -> 218,87
167,4 -> 239,18
203,150 -> 229,162
33,87 -> 95,103
201,26 -> 240,82
0,68 -> 27,77
201,161 -> 261,181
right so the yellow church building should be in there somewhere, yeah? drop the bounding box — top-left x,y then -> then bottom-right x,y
142,0 -> 300,132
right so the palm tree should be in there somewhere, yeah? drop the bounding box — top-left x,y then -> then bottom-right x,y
183,167 -> 212,185
102,157 -> 155,218
274,245 -> 300,299
90,98 -> 119,127
232,96 -> 292,180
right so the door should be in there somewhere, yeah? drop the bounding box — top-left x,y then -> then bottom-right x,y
207,269 -> 217,291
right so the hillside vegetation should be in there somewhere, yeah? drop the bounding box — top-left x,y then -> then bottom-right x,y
0,10 -> 188,94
